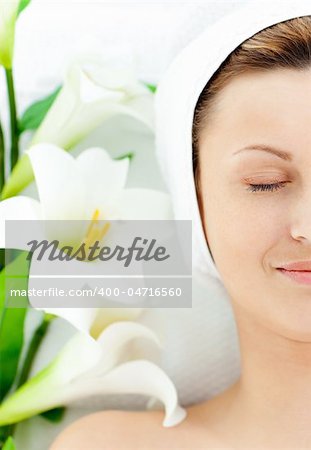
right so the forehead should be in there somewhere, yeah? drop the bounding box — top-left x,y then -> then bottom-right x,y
199,68 -> 311,162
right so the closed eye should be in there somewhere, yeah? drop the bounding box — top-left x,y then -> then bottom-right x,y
246,181 -> 288,193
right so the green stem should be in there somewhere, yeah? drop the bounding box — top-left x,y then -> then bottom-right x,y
15,314 -> 54,389
0,314 -> 55,447
0,118 -> 4,197
0,119 -> 4,271
5,69 -> 19,171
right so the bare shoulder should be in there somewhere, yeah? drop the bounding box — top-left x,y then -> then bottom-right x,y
49,389 -> 236,450
49,409 -> 185,450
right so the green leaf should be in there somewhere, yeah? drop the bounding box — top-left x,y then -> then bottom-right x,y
114,152 -> 134,161
40,406 -> 66,423
2,436 -> 16,450
18,86 -> 62,134
144,83 -> 157,93
0,249 -> 5,273
0,251 -> 31,402
0,427 -> 13,448
17,0 -> 32,16
2,436 -> 15,450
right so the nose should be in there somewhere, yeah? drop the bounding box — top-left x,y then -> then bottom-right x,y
290,185 -> 311,243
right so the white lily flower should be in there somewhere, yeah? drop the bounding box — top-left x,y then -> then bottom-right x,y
2,55 -> 155,199
0,321 -> 187,427
0,144 -> 173,333
0,0 -> 19,68
31,56 -> 154,149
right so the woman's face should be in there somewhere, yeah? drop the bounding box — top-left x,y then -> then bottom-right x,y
198,68 -> 311,341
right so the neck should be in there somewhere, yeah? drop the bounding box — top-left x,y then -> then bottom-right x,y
228,304 -> 311,446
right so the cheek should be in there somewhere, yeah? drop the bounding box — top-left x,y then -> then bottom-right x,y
202,185 -> 286,289
202,189 -> 311,341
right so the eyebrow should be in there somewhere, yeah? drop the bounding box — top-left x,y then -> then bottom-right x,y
233,144 -> 292,162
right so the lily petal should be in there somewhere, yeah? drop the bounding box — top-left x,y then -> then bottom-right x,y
31,305 -> 99,337
89,308 -> 144,339
84,321 -> 162,377
116,95 -> 155,131
76,148 -> 129,213
0,196 -> 41,249
0,333 -> 101,425
2,59 -> 155,198
0,0 -> 19,68
27,144 -> 131,223
26,144 -> 87,221
1,156 -> 33,200
0,323 -> 167,426
79,67 -> 125,103
0,320 -> 185,428
68,360 -> 187,428
31,58 -> 154,150
27,256 -> 99,334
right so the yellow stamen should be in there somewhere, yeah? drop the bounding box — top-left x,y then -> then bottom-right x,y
99,222 -> 110,240
82,209 -> 111,259
84,209 -> 100,244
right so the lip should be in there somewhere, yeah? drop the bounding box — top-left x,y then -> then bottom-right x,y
277,268 -> 311,285
278,261 -> 311,271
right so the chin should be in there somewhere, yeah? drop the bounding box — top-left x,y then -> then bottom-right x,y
271,318 -> 311,343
